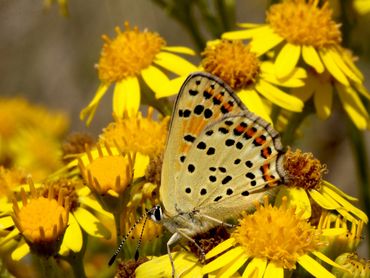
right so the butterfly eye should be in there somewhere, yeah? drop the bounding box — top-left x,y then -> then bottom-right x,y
150,205 -> 163,222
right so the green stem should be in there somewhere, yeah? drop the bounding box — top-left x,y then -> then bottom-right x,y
34,255 -> 61,278
346,119 -> 370,254
215,0 -> 236,31
281,104 -> 314,146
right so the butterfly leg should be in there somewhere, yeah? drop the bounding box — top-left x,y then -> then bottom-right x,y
176,229 -> 206,263
167,232 -> 181,278
201,214 -> 236,228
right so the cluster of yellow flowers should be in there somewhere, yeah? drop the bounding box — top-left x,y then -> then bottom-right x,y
1,0 -> 370,277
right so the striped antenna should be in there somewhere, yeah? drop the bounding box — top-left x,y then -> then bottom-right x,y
134,210 -> 149,261
108,206 -> 156,266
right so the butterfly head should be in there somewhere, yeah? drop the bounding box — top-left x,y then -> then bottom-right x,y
148,205 -> 163,223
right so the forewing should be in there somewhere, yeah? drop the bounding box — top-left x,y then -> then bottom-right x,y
160,72 -> 246,214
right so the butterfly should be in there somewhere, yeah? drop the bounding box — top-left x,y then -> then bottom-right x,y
109,72 -> 286,276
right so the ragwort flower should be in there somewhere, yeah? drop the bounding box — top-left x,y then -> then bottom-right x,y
278,148 -> 368,223
200,40 -> 304,123
80,22 -> 197,125
203,196 -> 344,278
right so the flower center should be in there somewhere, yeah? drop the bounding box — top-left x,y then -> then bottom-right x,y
283,148 -> 326,190
100,108 -> 169,158
97,22 -> 165,83
267,0 -> 342,48
84,155 -> 132,194
232,196 -> 321,269
201,40 -> 260,90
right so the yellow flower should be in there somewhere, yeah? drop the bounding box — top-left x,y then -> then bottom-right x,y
80,22 -> 197,125
317,211 -> 364,259
8,128 -> 64,180
135,251 -> 203,278
12,180 -> 69,256
99,107 -> 169,158
0,97 -> 69,177
291,64 -> 370,129
332,253 -> 370,277
0,178 -> 111,261
200,40 -> 305,123
354,0 -> 370,15
223,1 -> 365,94
203,196 -> 344,278
278,148 -> 368,223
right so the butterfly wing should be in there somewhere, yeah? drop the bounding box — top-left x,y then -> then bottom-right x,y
176,111 -> 285,219
160,72 -> 246,214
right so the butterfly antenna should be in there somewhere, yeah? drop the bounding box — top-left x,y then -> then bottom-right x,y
108,211 -> 148,266
134,212 -> 150,261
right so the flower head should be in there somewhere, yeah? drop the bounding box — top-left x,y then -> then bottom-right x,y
12,180 -> 70,256
332,253 -> 370,277
81,22 -> 196,124
200,40 -> 305,123
203,196 -> 342,277
100,107 -> 169,158
278,148 -> 369,223
223,0 -> 366,92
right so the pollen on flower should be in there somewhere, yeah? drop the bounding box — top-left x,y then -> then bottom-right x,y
283,148 -> 327,190
97,22 -> 166,83
12,179 -> 69,256
79,143 -> 134,195
267,0 -> 342,48
232,196 -> 321,269
145,154 -> 163,185
201,40 -> 260,90
42,178 -> 81,212
62,132 -> 95,163
100,107 -> 169,158
116,258 -> 149,278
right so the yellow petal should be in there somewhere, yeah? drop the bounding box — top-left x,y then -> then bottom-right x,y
222,25 -> 270,40
205,238 -> 236,259
260,72 -> 305,88
203,246 -> 244,274
11,242 -> 30,261
274,43 -> 301,79
242,257 -> 267,278
322,180 -> 357,202
237,23 -> 263,28
255,80 -> 304,112
250,27 -> 284,56
314,79 -> 333,119
218,253 -> 249,278
264,262 -> 284,278
336,83 -> 368,130
133,152 -> 150,178
328,48 -> 362,84
79,196 -> 113,219
276,187 -> 311,219
354,82 -> 370,101
0,216 -> 14,229
141,65 -> 172,98
73,207 -> 111,239
161,46 -> 195,55
60,213 -> 82,253
0,228 -> 19,246
154,52 -> 197,76
322,186 -> 368,223
312,251 -> 350,271
309,189 -> 339,210
319,49 -> 349,86
238,88 -> 273,124
113,77 -> 140,118
302,45 -> 324,73
291,74 -> 316,102
80,83 -> 109,125
297,254 -> 335,278
167,76 -> 188,97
